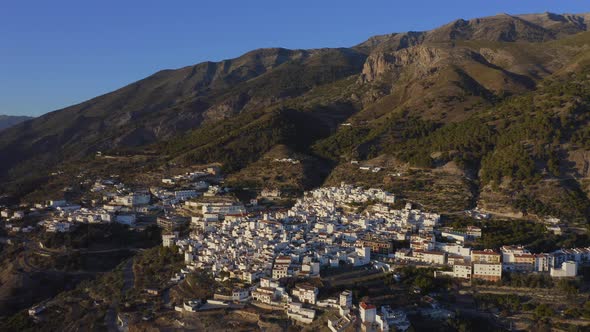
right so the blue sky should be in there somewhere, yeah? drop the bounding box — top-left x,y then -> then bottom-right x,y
1,0 -> 589,116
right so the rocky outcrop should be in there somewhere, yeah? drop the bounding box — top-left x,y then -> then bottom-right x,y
359,46 -> 446,83
567,149 -> 590,178
424,14 -> 555,42
478,48 -> 516,68
202,93 -> 251,123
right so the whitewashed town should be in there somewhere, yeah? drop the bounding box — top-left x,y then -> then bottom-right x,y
1,165 -> 589,331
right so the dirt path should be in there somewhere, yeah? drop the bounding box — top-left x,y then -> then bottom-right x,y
472,285 -> 587,302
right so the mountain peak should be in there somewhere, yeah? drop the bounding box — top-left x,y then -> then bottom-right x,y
1,11 -> 590,192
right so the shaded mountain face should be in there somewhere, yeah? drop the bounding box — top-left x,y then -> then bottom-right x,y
2,12 -> 590,222
0,115 -> 33,131
0,47 -> 366,181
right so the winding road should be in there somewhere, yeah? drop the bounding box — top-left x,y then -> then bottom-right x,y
105,258 -> 135,332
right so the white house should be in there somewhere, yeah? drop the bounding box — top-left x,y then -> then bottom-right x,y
174,190 -> 198,201
251,287 -> 276,304
339,290 -> 352,308
287,302 -> 315,324
550,261 -> 577,278
292,284 -> 318,305
232,288 -> 249,302
422,251 -> 447,265
453,263 -> 472,279
162,234 -> 177,247
328,314 -> 354,332
28,305 -> 46,317
360,302 -> 377,323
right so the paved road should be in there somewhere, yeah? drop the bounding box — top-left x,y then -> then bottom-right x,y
122,258 -> 135,294
105,258 -> 135,332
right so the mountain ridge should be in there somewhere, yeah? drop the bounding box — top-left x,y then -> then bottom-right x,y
2,12 -> 590,223
0,115 -> 34,132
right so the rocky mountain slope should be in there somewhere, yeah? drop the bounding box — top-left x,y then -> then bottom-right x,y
2,12 -> 590,224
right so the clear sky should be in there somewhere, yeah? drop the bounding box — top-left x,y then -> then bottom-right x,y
2,0 -> 589,116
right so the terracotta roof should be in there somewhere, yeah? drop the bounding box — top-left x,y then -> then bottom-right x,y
360,302 -> 376,310
472,250 -> 500,255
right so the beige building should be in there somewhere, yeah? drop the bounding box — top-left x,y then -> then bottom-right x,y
471,249 -> 501,264
422,251 -> 447,265
453,263 -> 472,279
473,263 -> 502,282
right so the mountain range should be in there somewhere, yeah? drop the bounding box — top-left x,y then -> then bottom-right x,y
0,115 -> 33,132
1,12 -> 590,223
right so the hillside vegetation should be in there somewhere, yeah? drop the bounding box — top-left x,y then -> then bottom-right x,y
1,12 -> 590,225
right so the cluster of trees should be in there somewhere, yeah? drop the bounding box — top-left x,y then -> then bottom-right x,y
500,272 -> 553,288
397,266 -> 452,294
571,126 -> 590,148
513,194 -> 559,218
396,118 -> 495,167
474,225 -> 589,265
562,301 -> 590,320
533,303 -> 554,319
514,183 -> 590,224
475,220 -> 546,250
480,144 -> 537,185
70,260 -> 128,303
313,112 -> 440,163
181,110 -> 291,172
39,223 -> 161,250
313,126 -> 369,161
363,66 -> 590,191
234,50 -> 364,99
134,245 -> 183,289
527,232 -> 590,254
474,293 -> 524,313
186,271 -> 219,299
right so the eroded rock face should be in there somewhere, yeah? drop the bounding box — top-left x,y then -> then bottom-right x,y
424,15 -> 555,43
202,93 -> 251,123
359,46 -> 447,83
478,48 -> 516,67
567,149 -> 590,178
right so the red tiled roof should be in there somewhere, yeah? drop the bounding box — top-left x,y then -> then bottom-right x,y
360,302 -> 376,310
472,250 -> 500,255
424,251 -> 445,256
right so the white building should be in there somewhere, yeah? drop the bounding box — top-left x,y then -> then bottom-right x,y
162,234 -> 177,247
292,284 -> 318,305
232,288 -> 250,302
114,192 -> 150,207
287,302 -> 315,324
339,290 -> 352,308
360,302 -> 377,323
175,190 -> 199,201
328,314 -> 354,332
422,251 -> 447,265
251,287 -> 275,304
12,211 -> 25,219
28,305 -> 46,317
453,263 -> 472,279
550,261 -> 577,278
